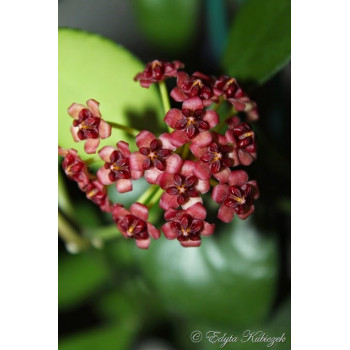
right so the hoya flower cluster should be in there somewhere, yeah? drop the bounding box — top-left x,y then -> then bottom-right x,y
59,60 -> 259,249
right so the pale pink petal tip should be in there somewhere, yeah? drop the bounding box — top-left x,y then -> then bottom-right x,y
136,238 -> 151,249
84,138 -> 100,154
99,120 -> 112,139
130,202 -> 149,221
180,240 -> 201,248
116,179 -> 133,193
67,103 -> 85,119
161,222 -> 178,240
86,99 -> 101,118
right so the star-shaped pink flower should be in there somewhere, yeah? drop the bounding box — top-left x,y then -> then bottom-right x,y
68,99 -> 111,154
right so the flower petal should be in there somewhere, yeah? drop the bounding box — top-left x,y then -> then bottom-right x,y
212,184 -> 229,203
130,202 -> 149,221
237,205 -> 255,220
170,87 -> 187,102
135,130 -> 156,148
68,103 -> 85,119
159,133 -> 177,150
131,170 -> 143,180
213,167 -> 231,183
156,172 -> 174,189
196,179 -> 210,194
144,168 -> 162,184
161,222 -> 178,240
190,144 -> 207,159
70,126 -> 80,142
116,179 -> 133,193
181,160 -> 195,177
191,131 -> 212,147
201,222 -> 215,236
194,161 -> 211,180
228,170 -> 249,186
97,167 -> 114,185
147,223 -> 161,239
129,152 -> 145,171
247,180 -> 260,199
186,202 -> 207,220
98,146 -> 115,162
160,192 -> 180,210
84,139 -> 100,154
86,99 -> 101,118
164,208 -> 180,221
181,197 -> 202,210
182,96 -> 203,110
164,109 -> 183,129
169,130 -> 189,147
135,238 -> 151,249
217,205 -> 235,223
165,154 -> 183,173
203,110 -> 219,129
117,141 -> 131,157
180,239 -> 201,248
238,150 -> 256,166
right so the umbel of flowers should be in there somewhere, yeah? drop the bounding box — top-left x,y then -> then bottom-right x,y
59,60 -> 259,249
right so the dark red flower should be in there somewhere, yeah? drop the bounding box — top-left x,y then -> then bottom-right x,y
97,141 -> 142,193
112,203 -> 160,249
225,116 -> 257,166
213,76 -> 259,121
162,203 -> 215,247
129,131 -> 183,184
134,60 -> 184,88
170,72 -> 217,106
80,179 -> 111,213
191,132 -> 236,183
164,97 -> 219,147
157,160 -> 210,210
212,170 -> 259,223
68,99 -> 111,154
59,147 -> 90,187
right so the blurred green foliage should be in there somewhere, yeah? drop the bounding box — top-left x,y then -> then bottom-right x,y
131,0 -> 200,52
222,0 -> 291,84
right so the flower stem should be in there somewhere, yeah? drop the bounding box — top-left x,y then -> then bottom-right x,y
58,211 -> 90,252
106,121 -> 140,137
159,81 -> 172,133
210,178 -> 219,187
84,224 -> 121,241
147,186 -> 164,209
182,143 -> 190,159
136,185 -> 158,205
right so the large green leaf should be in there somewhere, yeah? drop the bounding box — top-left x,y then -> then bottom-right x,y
222,0 -> 291,84
58,28 -> 163,165
58,251 -> 110,309
138,218 -> 278,327
59,322 -> 136,350
131,0 -> 199,52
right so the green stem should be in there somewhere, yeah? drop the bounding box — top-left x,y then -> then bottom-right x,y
136,185 -> 158,205
210,178 -> 219,187
58,211 -> 89,252
147,187 -> 164,209
84,224 -> 121,241
106,121 -> 140,137
182,143 -> 190,159
159,81 -> 172,133
212,97 -> 223,112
